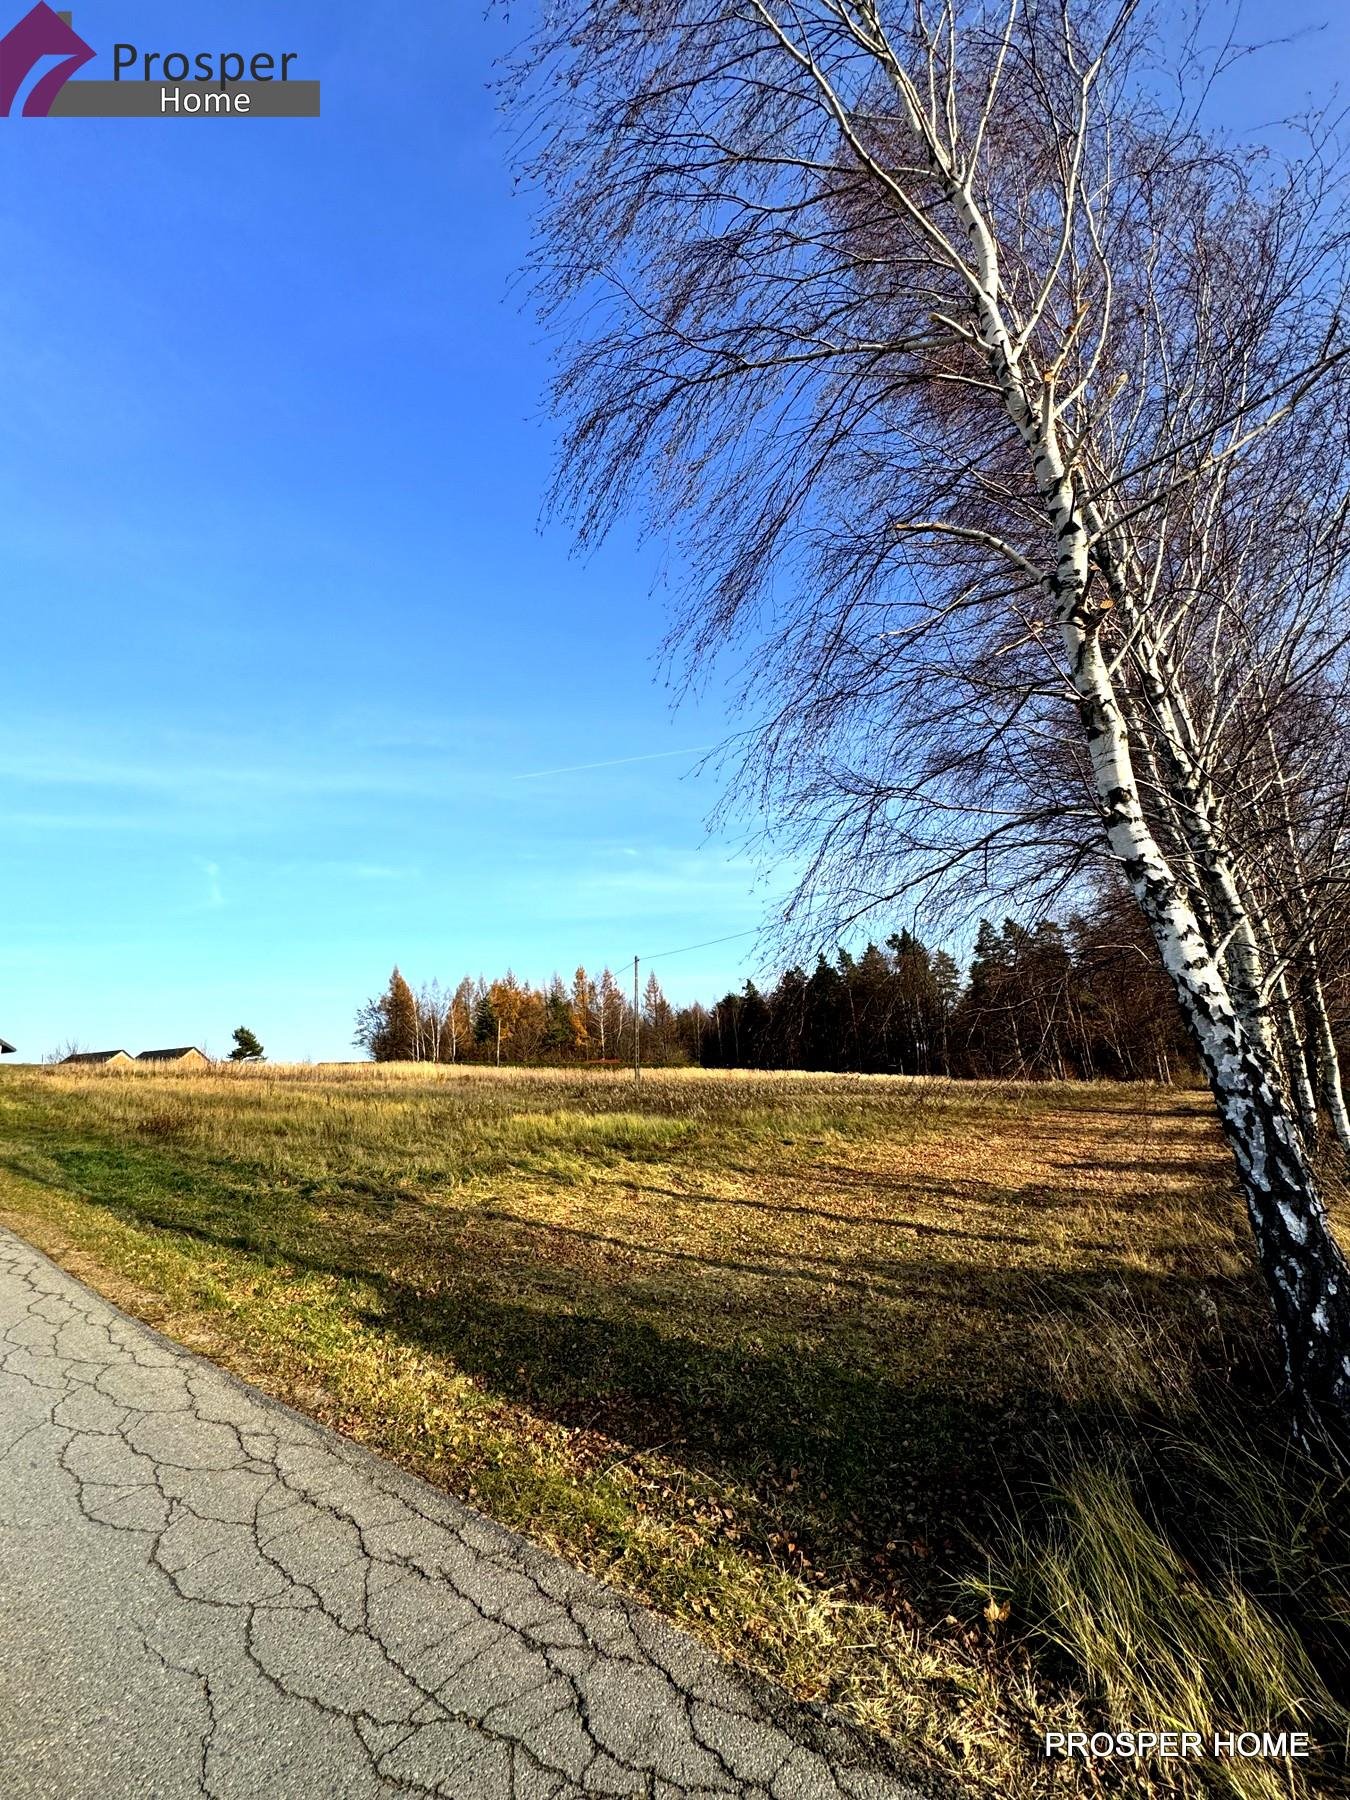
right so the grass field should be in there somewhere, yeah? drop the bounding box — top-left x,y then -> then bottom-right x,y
1,1062 -> 1347,1797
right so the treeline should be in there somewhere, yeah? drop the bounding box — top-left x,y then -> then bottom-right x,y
354,966 -> 640,1068
356,893 -> 1192,1081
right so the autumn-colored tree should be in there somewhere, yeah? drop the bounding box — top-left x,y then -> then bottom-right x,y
385,968 -> 418,1061
571,966 -> 595,1055
515,988 -> 550,1062
354,967 -> 419,1062
355,912 -> 1192,1077
487,972 -> 549,1065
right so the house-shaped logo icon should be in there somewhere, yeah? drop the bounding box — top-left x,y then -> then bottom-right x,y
0,3 -> 94,116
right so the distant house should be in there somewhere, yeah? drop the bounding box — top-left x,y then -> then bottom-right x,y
61,1049 -> 133,1066
136,1046 -> 210,1067
1,1037 -> 15,1056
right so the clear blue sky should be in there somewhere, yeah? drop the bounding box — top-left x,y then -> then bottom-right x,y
2,2 -> 1345,1061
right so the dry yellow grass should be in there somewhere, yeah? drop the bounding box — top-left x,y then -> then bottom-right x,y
0,1062 -> 1342,1796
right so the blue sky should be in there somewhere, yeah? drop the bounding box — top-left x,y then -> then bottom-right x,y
2,1 -> 1346,1061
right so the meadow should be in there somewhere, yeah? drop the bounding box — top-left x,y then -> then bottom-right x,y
1,1061 -> 1346,1798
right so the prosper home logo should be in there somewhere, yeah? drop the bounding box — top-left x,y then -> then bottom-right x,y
0,3 -> 91,114
0,3 -> 319,117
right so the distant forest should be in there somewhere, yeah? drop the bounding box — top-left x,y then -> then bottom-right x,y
356,888 -> 1193,1081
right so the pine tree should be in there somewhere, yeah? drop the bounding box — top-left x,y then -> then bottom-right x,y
228,1026 -> 264,1063
543,976 -> 575,1056
472,988 -> 497,1052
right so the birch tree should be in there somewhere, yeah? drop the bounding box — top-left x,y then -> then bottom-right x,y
512,1 -> 1350,1437
446,976 -> 470,1063
596,966 -> 626,1060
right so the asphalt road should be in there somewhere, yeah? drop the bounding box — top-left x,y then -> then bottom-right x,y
0,1227 -> 939,1799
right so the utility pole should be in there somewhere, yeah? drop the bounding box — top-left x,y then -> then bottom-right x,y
633,955 -> 640,1085
496,1015 -> 502,1069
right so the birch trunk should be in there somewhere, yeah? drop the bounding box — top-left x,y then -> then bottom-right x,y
1273,968 -> 1320,1145
1308,970 -> 1350,1158
1252,910 -> 1319,1144
1067,618 -> 1350,1437
943,174 -> 1350,1440
525,2 -> 1350,1439
1086,522 -> 1281,1060
1266,744 -> 1350,1159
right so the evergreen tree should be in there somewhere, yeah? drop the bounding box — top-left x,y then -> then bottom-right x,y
803,954 -> 847,1071
472,988 -> 497,1048
228,1026 -> 264,1063
543,976 -> 576,1056
348,895 -> 1191,1079
852,943 -> 894,1072
737,980 -> 771,1066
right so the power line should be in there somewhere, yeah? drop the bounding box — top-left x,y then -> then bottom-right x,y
627,929 -> 762,1086
511,744 -> 718,781
638,927 -> 761,963
566,926 -> 763,980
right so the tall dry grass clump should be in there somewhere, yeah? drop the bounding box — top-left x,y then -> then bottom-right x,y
977,1337 -> 1350,1800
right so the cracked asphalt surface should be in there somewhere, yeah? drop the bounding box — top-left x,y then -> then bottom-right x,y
0,1228 -> 940,1799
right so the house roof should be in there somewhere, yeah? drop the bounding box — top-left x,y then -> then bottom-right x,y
61,1049 -> 131,1064
136,1047 -> 208,1062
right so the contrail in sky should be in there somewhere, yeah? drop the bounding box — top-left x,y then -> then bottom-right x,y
512,745 -> 716,780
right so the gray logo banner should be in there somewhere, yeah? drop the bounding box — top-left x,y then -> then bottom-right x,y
48,80 -> 320,116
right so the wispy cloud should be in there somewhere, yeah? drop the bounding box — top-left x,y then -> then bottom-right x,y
497,844 -> 764,926
0,811 -> 175,833
0,747 -> 431,800
511,745 -> 716,781
197,858 -> 225,910
336,863 -> 417,882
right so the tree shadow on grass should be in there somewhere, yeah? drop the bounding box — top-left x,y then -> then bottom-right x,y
714,1154 -> 1233,1215
583,1176 -> 1046,1248
0,1137 -> 1268,1599
5,1135 -> 1283,1599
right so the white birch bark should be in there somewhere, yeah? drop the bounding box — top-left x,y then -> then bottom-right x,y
1082,516 -> 1280,1058
523,0 -> 1350,1435
935,170 -> 1350,1432
1258,920 -> 1319,1143
1309,970 -> 1350,1157
1265,742 -> 1350,1158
